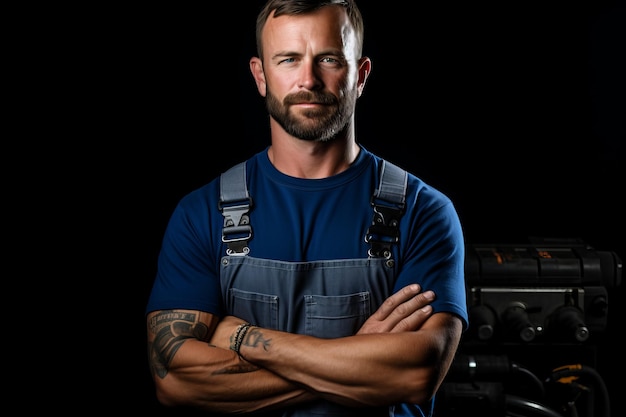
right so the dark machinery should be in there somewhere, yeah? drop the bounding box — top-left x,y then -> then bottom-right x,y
436,238 -> 622,417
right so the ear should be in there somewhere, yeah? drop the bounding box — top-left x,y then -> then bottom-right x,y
249,57 -> 267,97
356,56 -> 372,98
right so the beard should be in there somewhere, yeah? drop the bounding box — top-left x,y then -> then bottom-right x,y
265,87 -> 356,142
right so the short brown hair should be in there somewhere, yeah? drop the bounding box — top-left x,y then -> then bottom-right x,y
255,0 -> 365,59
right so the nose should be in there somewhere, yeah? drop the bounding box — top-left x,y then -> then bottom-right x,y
297,62 -> 321,90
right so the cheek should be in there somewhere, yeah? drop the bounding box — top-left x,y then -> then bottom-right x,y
336,72 -> 354,94
345,67 -> 360,89
264,74 -> 291,98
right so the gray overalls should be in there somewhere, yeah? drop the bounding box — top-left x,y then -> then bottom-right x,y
219,161 -> 408,416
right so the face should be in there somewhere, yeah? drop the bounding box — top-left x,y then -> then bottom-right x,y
251,6 -> 368,142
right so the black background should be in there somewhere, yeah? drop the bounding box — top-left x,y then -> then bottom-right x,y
121,1 -> 624,415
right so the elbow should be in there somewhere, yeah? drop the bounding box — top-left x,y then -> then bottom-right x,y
155,392 -> 177,408
402,369 -> 440,406
153,380 -> 183,408
350,368 -> 439,407
402,346 -> 458,405
403,314 -> 464,405
153,376 -> 202,409
152,375 -> 238,413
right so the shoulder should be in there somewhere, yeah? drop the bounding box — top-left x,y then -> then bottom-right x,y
368,152 -> 454,210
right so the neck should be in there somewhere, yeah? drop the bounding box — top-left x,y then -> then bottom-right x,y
267,120 -> 360,179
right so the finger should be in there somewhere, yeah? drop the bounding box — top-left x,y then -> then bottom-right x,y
391,304 -> 433,332
386,291 -> 435,326
371,284 -> 422,321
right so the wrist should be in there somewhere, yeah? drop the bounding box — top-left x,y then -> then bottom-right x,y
230,322 -> 252,355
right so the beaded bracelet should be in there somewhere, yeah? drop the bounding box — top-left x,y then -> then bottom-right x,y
230,322 -> 252,355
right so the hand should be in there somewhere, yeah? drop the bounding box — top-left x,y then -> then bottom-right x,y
357,284 -> 435,335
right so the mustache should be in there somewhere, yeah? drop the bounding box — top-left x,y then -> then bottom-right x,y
283,91 -> 337,106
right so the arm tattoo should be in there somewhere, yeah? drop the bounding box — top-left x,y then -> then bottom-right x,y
243,327 -> 271,352
148,310 -> 209,379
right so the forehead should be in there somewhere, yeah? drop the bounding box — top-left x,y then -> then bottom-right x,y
262,6 -> 356,55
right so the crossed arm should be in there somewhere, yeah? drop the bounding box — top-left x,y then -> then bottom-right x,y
146,284 -> 463,414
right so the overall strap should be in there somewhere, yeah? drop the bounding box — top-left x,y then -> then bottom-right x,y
219,162 -> 253,255
219,159 -> 408,259
366,160 -> 408,259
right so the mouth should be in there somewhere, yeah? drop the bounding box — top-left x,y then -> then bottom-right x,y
293,101 -> 324,107
285,92 -> 336,107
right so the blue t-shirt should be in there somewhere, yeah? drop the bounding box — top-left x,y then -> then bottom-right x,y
146,146 -> 468,330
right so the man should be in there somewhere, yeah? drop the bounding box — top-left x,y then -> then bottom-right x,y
146,1 -> 468,416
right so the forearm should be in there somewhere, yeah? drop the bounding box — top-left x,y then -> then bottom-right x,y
153,338 -> 316,413
239,329 -> 428,406
147,309 -> 316,414
238,314 -> 462,407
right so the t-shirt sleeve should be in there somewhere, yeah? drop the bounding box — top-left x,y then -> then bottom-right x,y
394,186 -> 469,330
145,187 -> 223,316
